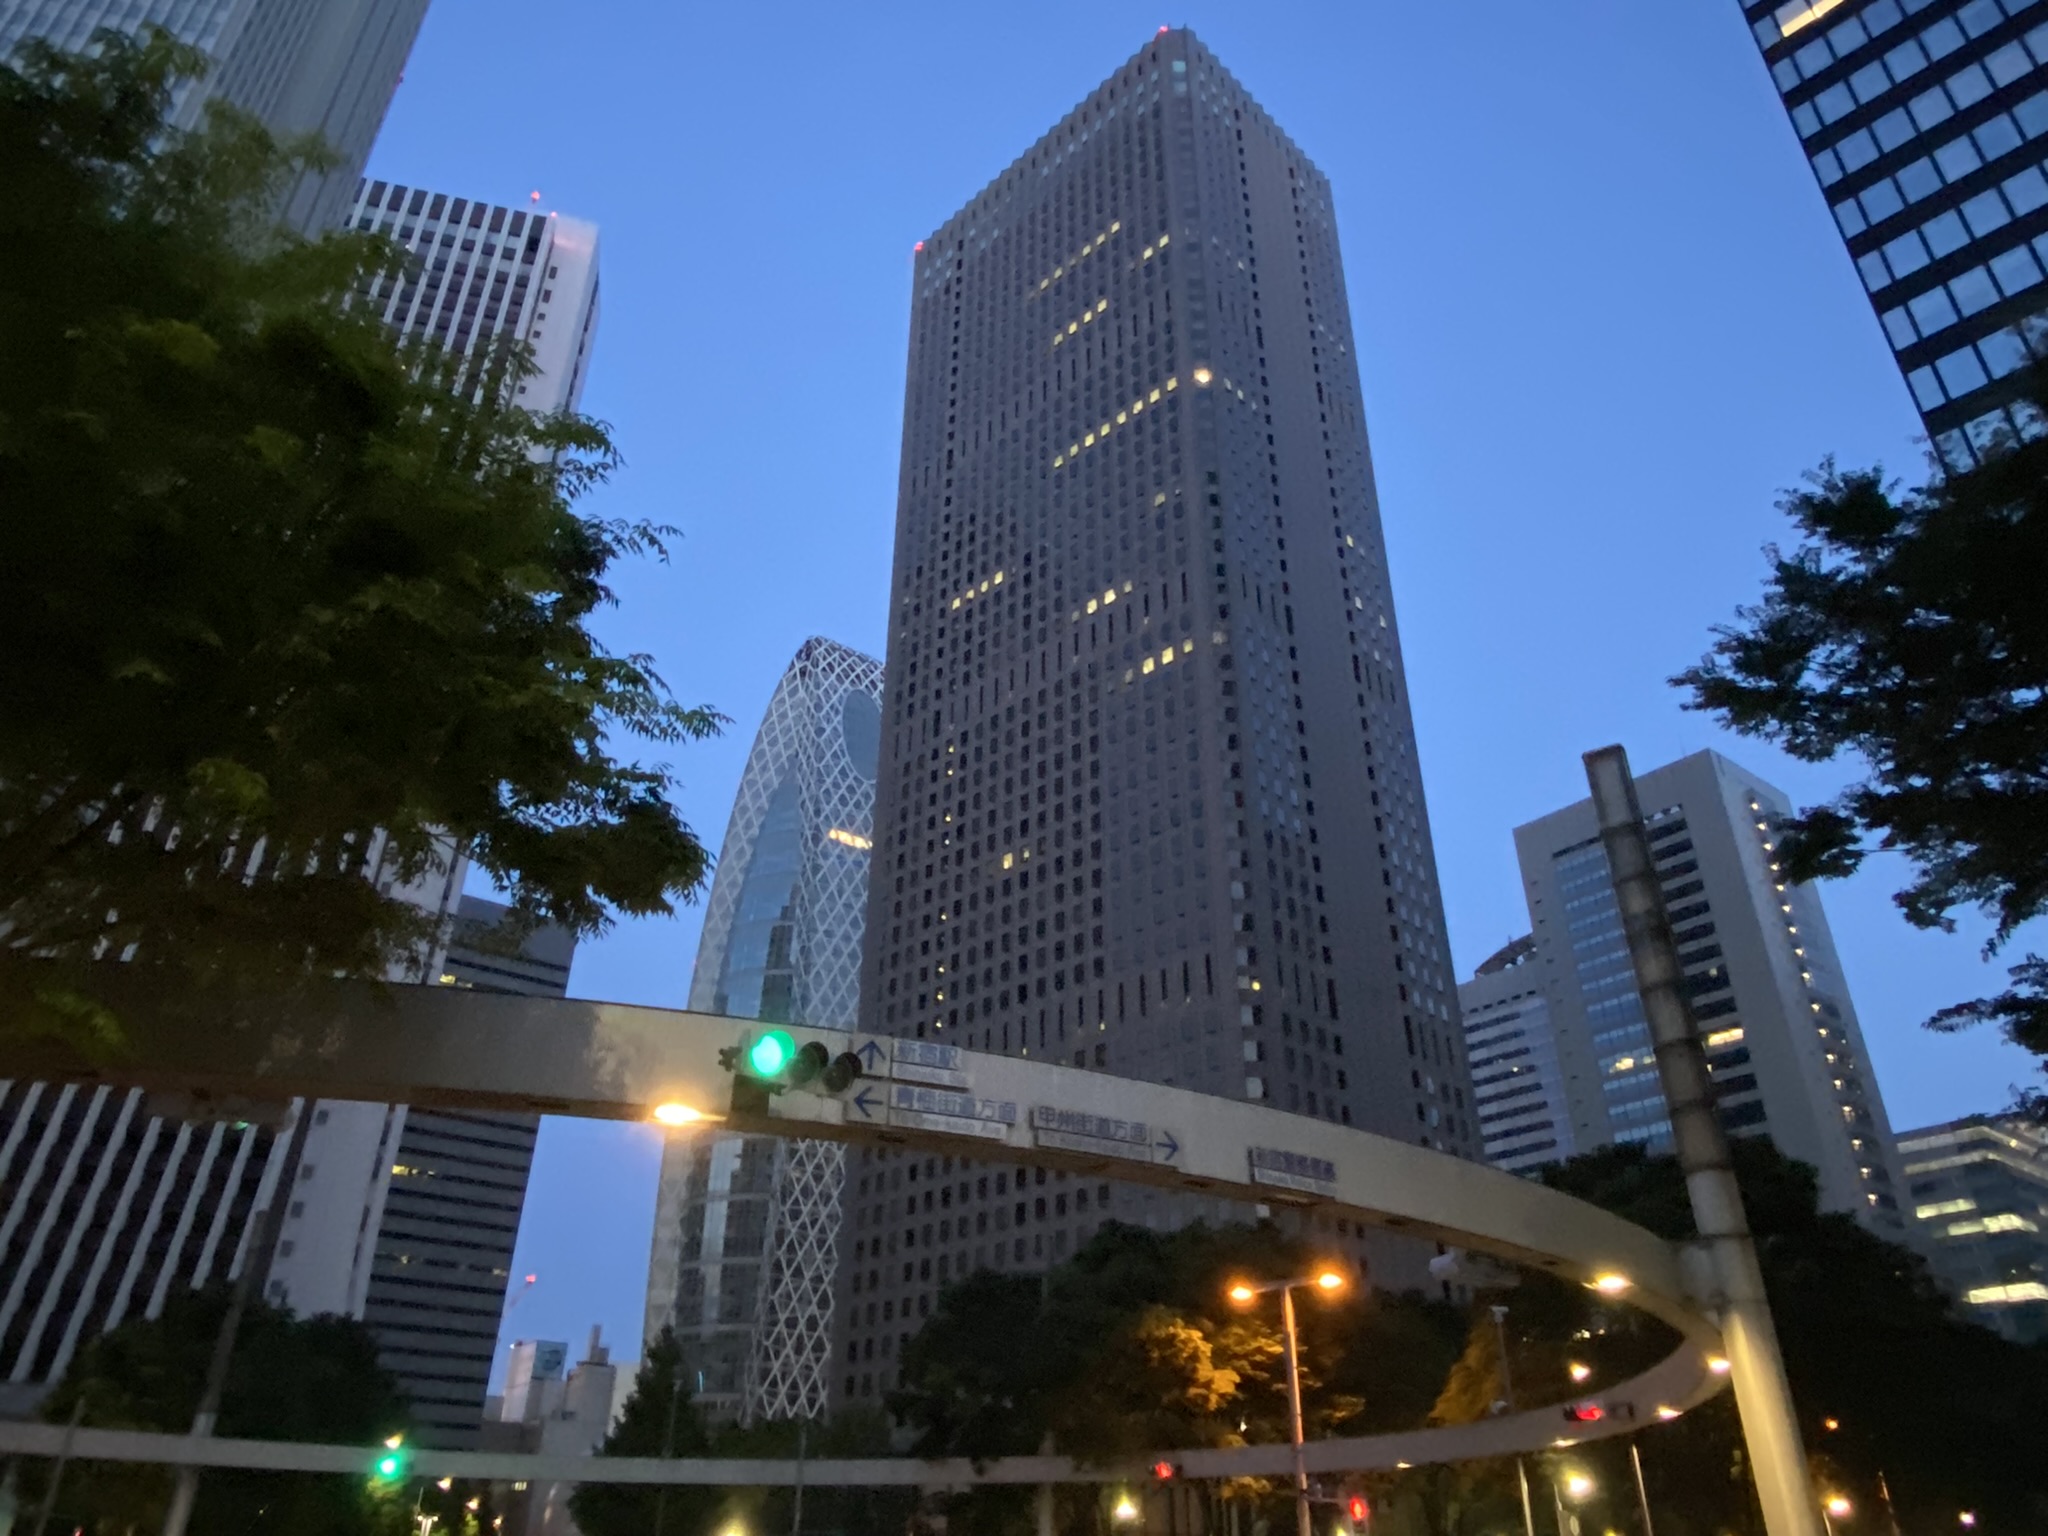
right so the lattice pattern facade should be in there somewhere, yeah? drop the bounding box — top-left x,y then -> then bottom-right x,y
645,637 -> 882,1423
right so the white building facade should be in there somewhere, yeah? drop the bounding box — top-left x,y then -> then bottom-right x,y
0,0 -> 431,233
1512,749 -> 1906,1229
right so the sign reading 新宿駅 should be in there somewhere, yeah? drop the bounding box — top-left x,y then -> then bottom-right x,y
889,1039 -> 971,1088
887,1083 -> 1016,1141
1248,1146 -> 1338,1195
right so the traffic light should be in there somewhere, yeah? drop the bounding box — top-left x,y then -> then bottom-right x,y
370,1444 -> 408,1483
1151,1460 -> 1178,1481
718,1030 -> 863,1113
1346,1495 -> 1370,1529
1561,1400 -> 1606,1423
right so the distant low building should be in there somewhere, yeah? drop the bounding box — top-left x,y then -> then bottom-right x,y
483,1326 -> 619,1536
1897,1113 -> 2048,1342
1457,937 -> 1577,1176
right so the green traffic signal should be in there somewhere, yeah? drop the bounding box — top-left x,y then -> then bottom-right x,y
748,1029 -> 795,1077
375,1453 -> 403,1479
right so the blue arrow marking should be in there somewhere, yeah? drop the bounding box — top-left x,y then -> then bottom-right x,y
851,1085 -> 880,1121
1155,1129 -> 1180,1162
857,1039 -> 885,1070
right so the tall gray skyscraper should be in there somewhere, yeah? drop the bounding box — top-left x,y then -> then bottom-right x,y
644,638 -> 883,1424
0,0 -> 431,233
1512,748 -> 1906,1228
1742,0 -> 2048,468
838,28 -> 1476,1408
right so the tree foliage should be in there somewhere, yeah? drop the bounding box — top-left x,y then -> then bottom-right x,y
569,1325 -> 721,1536
1674,406 -> 2048,1088
0,31 -> 720,1046
574,1325 -> 910,1536
26,1286 -> 410,1534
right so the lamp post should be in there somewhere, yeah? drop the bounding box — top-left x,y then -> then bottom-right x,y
1821,1496 -> 1852,1536
1488,1305 -> 1536,1536
1226,1269 -> 1347,1536
1554,1468 -> 1596,1536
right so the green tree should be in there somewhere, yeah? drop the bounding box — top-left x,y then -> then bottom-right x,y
1674,397 -> 2048,1100
1545,1139 -> 2048,1533
27,1286 -> 410,1534
569,1325 -> 720,1536
0,31 -> 719,1049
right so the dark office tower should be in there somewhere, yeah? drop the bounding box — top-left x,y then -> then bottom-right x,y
1744,0 -> 2048,467
265,897 -> 575,1449
840,29 -> 1475,1406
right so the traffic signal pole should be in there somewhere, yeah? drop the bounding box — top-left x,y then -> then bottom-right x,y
1583,748 -> 1821,1536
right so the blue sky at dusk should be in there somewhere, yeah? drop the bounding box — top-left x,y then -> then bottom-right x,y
363,0 -> 2042,1377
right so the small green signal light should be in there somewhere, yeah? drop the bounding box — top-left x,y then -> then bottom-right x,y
748,1029 -> 795,1077
376,1454 -> 401,1478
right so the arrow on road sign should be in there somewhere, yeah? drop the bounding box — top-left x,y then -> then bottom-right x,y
857,1039 -> 885,1071
850,1084 -> 881,1121
1155,1130 -> 1181,1162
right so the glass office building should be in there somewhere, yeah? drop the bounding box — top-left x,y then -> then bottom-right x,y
1897,1113 -> 2048,1341
643,637 -> 883,1423
1745,0 -> 2048,465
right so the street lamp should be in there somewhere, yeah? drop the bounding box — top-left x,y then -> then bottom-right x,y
1112,1494 -> 1140,1523
1489,1305 -> 1537,1536
1225,1269 -> 1349,1536
1552,1466 -> 1596,1536
1958,1514 -> 1977,1529
1821,1495 -> 1852,1536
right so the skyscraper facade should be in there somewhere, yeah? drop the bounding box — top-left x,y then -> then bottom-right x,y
261,182 -> 600,1447
644,637 -> 883,1423
1,0 -> 431,233
1513,749 -> 1906,1228
1457,936 -> 1578,1176
1743,0 -> 2048,467
345,180 -> 602,414
265,897 -> 574,1447
0,841 -> 464,1418
1896,1112 -> 2048,1341
839,28 -> 1476,1407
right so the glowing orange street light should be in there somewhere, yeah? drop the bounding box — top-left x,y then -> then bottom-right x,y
1221,1272 -> 1350,1536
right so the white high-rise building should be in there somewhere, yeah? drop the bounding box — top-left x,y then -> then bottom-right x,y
343,180 -> 602,415
1511,749 -> 1906,1229
0,0 -> 431,234
0,177 -> 600,1432
643,637 -> 883,1424
0,839 -> 464,1418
